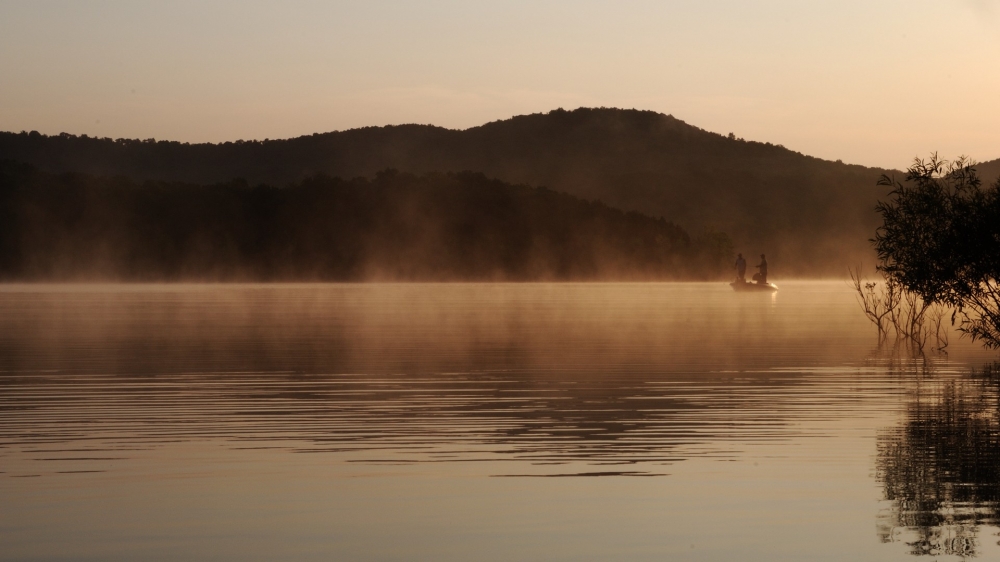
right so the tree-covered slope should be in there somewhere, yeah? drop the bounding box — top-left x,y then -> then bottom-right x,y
0,162 -> 731,281
974,157 -> 1000,185
1,108 -> 905,274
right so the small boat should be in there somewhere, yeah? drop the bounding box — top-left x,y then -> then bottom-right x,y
730,280 -> 778,292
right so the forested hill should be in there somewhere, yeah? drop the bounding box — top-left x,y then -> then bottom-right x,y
974,157 -> 1000,185
2,108 -> 907,275
0,163 -> 731,281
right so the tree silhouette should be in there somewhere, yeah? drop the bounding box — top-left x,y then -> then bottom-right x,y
874,155 -> 1000,347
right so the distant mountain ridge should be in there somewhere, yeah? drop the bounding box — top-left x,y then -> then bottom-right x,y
973,157 -> 1000,185
3,107 -> 979,275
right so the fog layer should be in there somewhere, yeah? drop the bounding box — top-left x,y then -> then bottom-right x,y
0,163 -> 731,281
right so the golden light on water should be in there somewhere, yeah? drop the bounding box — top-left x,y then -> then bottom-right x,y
2,282 -> 999,559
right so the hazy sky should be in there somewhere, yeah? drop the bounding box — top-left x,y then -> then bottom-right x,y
2,0 -> 998,167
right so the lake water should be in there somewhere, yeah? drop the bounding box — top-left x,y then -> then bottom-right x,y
2,282 -> 999,561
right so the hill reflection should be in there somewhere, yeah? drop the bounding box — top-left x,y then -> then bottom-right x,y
877,362 -> 1000,556
2,363 -> 878,477
1,282 -> 900,478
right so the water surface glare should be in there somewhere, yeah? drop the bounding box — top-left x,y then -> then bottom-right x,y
2,282 -> 999,561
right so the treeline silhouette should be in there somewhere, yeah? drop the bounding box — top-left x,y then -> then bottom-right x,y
0,107 -> 914,275
0,162 -> 731,281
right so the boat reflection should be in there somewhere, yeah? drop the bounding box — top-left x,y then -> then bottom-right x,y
877,362 -> 1000,556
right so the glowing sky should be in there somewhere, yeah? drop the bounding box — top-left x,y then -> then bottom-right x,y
2,0 -> 998,167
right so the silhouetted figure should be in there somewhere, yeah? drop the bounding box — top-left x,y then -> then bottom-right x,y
752,254 -> 768,284
735,253 -> 746,282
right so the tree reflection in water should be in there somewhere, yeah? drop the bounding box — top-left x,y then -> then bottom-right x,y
877,362 -> 1000,556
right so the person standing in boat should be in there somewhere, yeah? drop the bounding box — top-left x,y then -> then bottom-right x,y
753,254 -> 768,284
734,253 -> 747,282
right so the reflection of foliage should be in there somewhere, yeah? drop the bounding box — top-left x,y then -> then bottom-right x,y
874,155 -> 1000,348
876,363 -> 1000,556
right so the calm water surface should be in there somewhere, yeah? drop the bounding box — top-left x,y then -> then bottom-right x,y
1,282 -> 999,561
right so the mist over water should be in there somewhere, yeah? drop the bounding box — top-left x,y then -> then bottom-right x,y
2,282 -> 999,561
